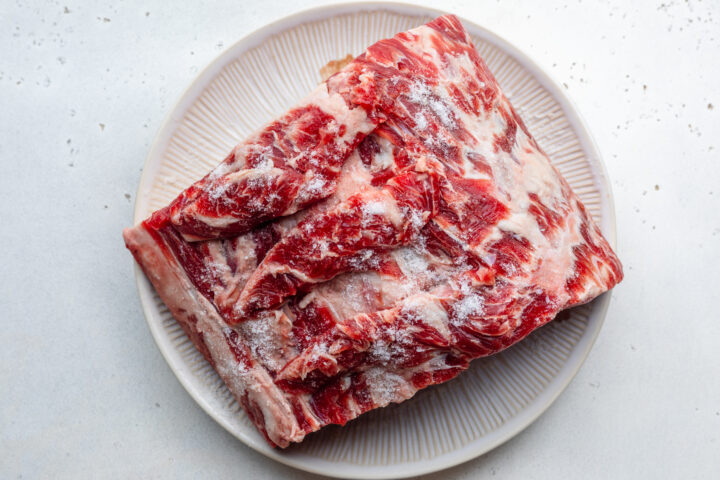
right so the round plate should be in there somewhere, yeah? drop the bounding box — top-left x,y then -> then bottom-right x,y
133,3 -> 617,478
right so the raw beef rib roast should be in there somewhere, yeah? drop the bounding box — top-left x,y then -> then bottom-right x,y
123,15 -> 623,447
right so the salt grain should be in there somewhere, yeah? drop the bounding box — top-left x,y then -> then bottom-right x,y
407,80 -> 456,128
394,248 -> 429,276
241,314 -> 285,372
364,367 -> 406,406
414,112 -> 428,130
361,200 -> 387,217
453,293 -> 485,323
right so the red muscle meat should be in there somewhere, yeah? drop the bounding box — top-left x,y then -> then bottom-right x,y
123,14 -> 623,448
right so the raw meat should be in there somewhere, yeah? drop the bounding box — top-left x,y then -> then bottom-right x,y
167,58 -> 385,241
123,14 -> 623,448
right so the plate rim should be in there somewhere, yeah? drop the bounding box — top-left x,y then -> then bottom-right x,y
131,2 -> 617,478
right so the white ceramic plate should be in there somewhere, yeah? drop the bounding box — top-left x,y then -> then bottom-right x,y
133,3 -> 617,478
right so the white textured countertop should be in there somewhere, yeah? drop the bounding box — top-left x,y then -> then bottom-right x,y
2,1 -> 719,478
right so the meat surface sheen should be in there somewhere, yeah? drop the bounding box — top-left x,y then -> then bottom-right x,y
123,14 -> 623,448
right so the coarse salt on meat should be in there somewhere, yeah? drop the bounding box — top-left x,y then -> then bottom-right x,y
123,14 -> 622,448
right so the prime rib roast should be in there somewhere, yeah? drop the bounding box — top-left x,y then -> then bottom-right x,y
124,14 -> 623,447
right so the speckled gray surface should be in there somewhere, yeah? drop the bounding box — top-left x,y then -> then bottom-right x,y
1,1 -> 718,478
